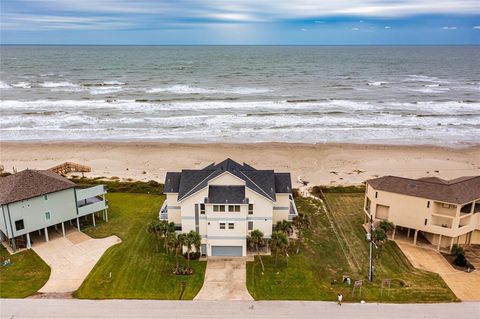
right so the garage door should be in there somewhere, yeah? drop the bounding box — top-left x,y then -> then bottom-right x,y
211,246 -> 243,257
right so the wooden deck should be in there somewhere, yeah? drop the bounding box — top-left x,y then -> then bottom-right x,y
48,162 -> 91,175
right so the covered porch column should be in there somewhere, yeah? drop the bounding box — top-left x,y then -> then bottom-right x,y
26,232 -> 31,249
76,217 -> 81,231
44,227 -> 49,242
437,234 -> 442,251
391,227 -> 396,240
413,229 -> 419,245
61,222 -> 65,237
92,213 -> 96,227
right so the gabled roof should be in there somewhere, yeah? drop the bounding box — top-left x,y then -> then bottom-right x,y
0,169 -> 76,205
165,158 -> 292,202
367,175 -> 480,204
208,186 -> 246,204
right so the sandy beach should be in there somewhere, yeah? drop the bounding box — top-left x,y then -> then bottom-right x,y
1,142 -> 479,186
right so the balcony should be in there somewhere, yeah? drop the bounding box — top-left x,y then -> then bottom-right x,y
159,201 -> 168,221
76,185 -> 106,201
288,199 -> 298,221
78,199 -> 108,216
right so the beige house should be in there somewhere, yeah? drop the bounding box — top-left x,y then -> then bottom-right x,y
364,175 -> 480,252
161,159 -> 297,256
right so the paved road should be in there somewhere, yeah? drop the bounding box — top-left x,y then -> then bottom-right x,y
1,299 -> 479,319
194,257 -> 253,301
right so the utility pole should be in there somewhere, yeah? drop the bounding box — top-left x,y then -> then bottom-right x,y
368,214 -> 374,282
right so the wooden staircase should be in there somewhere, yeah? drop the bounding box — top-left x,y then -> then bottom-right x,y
48,162 -> 91,175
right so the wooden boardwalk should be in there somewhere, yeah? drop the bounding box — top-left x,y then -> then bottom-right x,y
48,162 -> 91,175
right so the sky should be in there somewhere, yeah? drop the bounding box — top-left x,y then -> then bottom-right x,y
1,0 -> 479,45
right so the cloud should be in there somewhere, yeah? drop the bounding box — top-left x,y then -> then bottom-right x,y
441,26 -> 457,30
384,26 -> 391,29
352,27 -> 360,31
473,26 -> 480,29
300,28 -> 307,31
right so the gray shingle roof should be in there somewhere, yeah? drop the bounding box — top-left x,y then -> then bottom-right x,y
165,158 -> 292,202
367,175 -> 480,204
208,186 -> 246,204
0,169 -> 76,205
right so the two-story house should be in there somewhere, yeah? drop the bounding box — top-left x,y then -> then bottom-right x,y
0,169 -> 108,252
364,175 -> 480,252
161,158 -> 297,257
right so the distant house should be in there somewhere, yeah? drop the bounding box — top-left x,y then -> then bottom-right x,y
162,158 -> 298,257
0,170 -> 108,252
364,175 -> 480,251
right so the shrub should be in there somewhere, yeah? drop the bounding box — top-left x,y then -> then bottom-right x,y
183,251 -> 200,260
70,177 -> 164,194
454,252 -> 467,267
451,244 -> 464,256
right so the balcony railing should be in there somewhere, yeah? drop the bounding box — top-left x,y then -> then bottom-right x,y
288,199 -> 298,221
159,201 -> 168,221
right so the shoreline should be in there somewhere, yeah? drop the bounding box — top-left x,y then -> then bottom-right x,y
1,141 -> 479,186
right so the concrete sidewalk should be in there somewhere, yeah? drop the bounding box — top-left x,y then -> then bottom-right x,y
1,299 -> 479,319
194,257 -> 254,301
32,230 -> 121,294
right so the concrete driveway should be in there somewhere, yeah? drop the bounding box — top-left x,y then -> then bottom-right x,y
194,257 -> 254,301
32,230 -> 121,294
397,242 -> 480,301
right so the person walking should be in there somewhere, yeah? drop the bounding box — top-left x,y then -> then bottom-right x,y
337,293 -> 343,306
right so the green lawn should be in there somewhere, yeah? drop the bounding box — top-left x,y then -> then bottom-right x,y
247,193 -> 456,302
0,245 -> 50,298
75,193 -> 206,299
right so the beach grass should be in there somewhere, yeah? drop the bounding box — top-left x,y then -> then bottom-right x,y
246,193 -> 456,302
75,193 -> 206,300
0,245 -> 50,298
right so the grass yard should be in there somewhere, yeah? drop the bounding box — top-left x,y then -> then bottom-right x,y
0,245 -> 50,298
75,193 -> 206,300
247,193 -> 456,302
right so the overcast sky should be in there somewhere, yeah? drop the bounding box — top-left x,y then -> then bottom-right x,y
1,0 -> 479,44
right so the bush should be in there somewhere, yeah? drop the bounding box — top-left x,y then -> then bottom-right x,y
183,251 -> 200,260
451,244 -> 464,256
454,252 -> 468,267
173,266 -> 194,275
69,177 -> 164,194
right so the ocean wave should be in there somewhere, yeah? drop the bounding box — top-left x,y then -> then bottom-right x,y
103,80 -> 125,85
404,75 -> 449,84
367,81 -> 388,86
146,85 -> 272,95
89,86 -> 124,95
410,87 -> 450,94
40,81 -> 78,88
0,81 -> 11,89
11,82 -> 32,89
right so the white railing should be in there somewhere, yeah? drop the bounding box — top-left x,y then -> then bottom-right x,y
76,185 -> 106,201
78,200 -> 108,216
159,201 -> 168,220
288,200 -> 298,220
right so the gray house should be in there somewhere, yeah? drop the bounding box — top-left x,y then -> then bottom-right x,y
0,169 -> 108,252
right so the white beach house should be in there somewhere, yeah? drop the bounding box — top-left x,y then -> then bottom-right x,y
161,158 -> 298,256
0,169 -> 108,252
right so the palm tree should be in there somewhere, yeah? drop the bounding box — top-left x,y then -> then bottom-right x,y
248,229 -> 265,273
167,232 -> 182,273
184,230 -> 201,269
165,222 -> 176,253
275,220 -> 293,237
379,220 -> 395,236
269,231 -> 289,273
147,220 -> 161,252
157,220 -> 169,253
372,228 -> 387,258
292,213 -> 310,254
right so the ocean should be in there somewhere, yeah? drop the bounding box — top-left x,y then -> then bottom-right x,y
1,45 -> 479,145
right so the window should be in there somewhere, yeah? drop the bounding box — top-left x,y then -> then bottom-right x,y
44,195 -> 48,200
365,198 -> 371,213
220,222 -> 226,229
235,205 -> 240,212
248,204 -> 254,215
175,225 -> 183,231
228,205 -> 234,212
248,221 -> 253,230
214,205 -> 226,212
228,223 -> 235,229
219,205 -> 225,212
213,205 -> 219,212
424,218 -> 428,226
45,212 -> 50,220
15,219 -> 24,231
375,192 -> 378,198
200,204 -> 205,215
228,205 -> 240,212
427,201 -> 430,208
